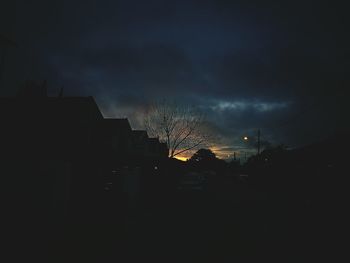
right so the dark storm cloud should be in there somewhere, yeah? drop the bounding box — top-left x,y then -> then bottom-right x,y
54,44 -> 195,94
1,0 -> 349,156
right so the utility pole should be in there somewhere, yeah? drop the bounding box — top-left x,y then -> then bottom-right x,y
257,129 -> 261,155
0,50 -> 5,88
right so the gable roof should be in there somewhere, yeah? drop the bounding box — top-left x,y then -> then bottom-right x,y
0,96 -> 104,121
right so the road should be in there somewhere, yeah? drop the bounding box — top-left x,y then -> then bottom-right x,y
23,176 -> 338,262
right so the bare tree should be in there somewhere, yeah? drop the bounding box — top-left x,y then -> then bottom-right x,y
144,101 -> 212,158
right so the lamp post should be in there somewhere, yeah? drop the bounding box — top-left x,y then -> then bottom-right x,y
243,129 -> 261,155
257,129 -> 261,155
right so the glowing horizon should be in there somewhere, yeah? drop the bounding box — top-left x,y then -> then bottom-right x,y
173,144 -> 256,162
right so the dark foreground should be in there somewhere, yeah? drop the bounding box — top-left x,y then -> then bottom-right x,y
4,173 -> 344,263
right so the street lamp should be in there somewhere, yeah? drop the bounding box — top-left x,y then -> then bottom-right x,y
242,129 -> 261,155
241,137 -> 250,162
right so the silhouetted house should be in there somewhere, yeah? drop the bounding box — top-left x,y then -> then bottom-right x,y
148,137 -> 169,159
95,118 -> 134,198
0,93 -> 104,221
0,95 -> 103,158
97,118 -> 133,162
131,130 -> 149,159
159,142 -> 169,157
1,85 -> 171,224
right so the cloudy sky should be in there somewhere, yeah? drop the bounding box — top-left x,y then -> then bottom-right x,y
1,0 -> 349,159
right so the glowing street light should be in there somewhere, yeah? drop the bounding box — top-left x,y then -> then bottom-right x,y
242,129 -> 261,155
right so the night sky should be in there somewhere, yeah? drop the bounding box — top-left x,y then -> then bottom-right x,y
1,0 -> 349,159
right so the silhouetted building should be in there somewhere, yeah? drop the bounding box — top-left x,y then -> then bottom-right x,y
132,130 -> 149,158
0,86 -> 171,225
148,137 -> 169,159
0,91 -> 105,222
97,118 -> 133,161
